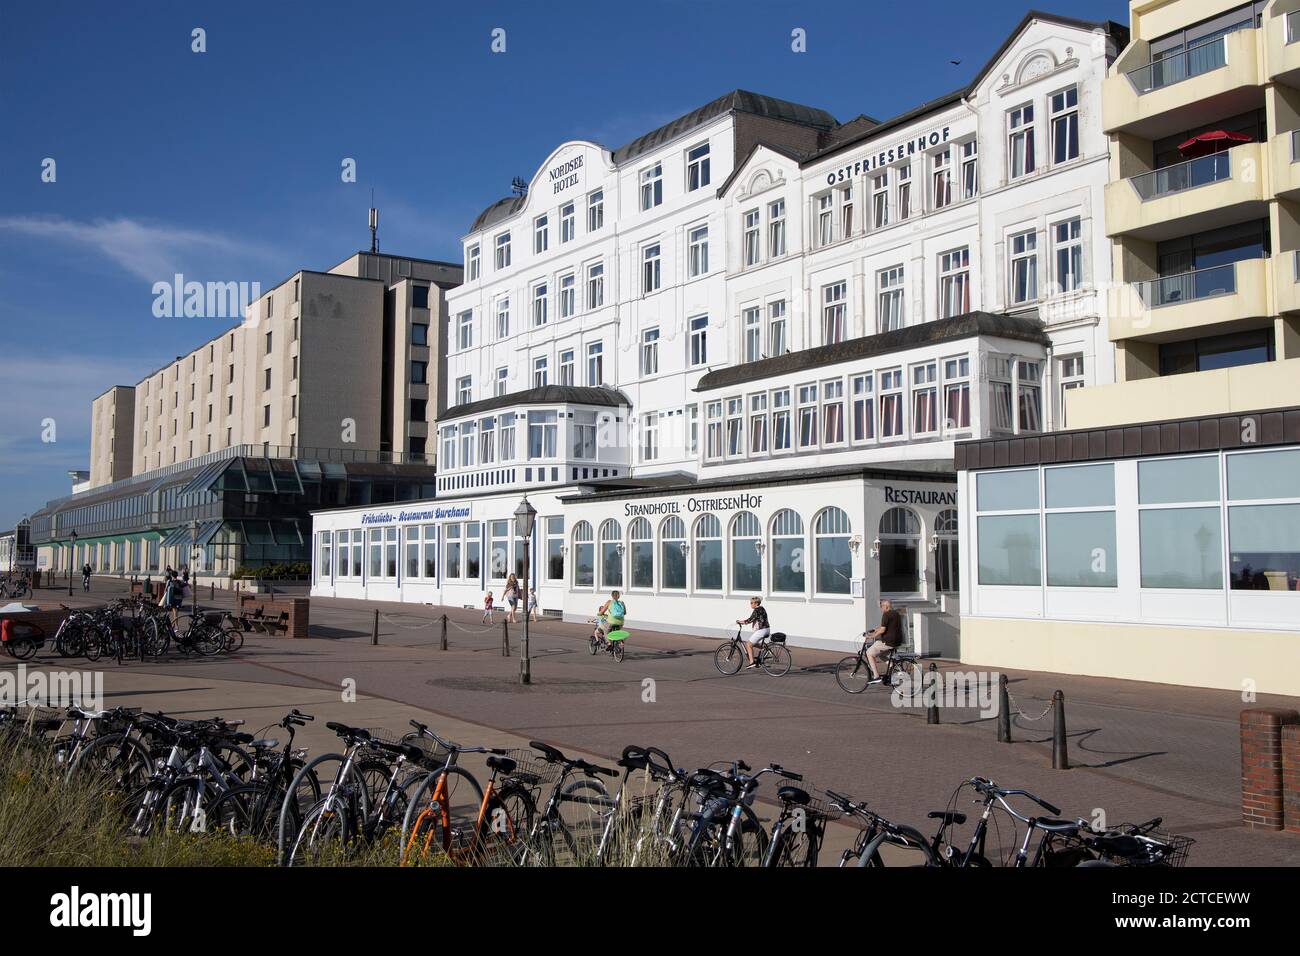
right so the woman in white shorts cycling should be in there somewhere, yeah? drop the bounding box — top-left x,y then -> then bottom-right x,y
735,596 -> 771,670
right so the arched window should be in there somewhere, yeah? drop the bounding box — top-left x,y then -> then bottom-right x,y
814,507 -> 853,595
661,516 -> 686,590
879,507 -> 921,595
694,514 -> 722,591
599,519 -> 623,590
770,509 -> 806,594
629,517 -> 653,589
730,511 -> 762,592
572,521 -> 594,588
934,508 -> 959,593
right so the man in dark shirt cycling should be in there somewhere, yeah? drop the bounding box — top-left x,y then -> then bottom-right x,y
864,598 -> 904,683
735,596 -> 771,670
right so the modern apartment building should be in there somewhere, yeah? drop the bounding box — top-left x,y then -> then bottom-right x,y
313,12 -> 1128,655
958,0 -> 1300,695
88,386 -> 135,487
31,250 -> 460,579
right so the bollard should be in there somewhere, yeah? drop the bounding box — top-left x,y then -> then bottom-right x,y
1051,690 -> 1069,770
210,582 -> 215,601
440,614 -> 448,651
371,609 -> 379,646
501,620 -> 510,657
997,673 -> 1012,743
926,662 -> 940,725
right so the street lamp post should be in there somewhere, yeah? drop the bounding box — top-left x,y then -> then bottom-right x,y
190,519 -> 200,617
68,530 -> 78,596
513,496 -> 537,685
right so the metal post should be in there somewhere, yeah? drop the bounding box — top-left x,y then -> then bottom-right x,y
997,673 -> 1012,743
1051,690 -> 1069,770
926,662 -> 940,725
210,581 -> 215,601
371,608 -> 379,646
520,539 -> 531,684
440,614 -> 447,651
501,619 -> 509,657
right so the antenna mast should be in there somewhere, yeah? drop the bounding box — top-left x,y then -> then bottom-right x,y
368,189 -> 379,254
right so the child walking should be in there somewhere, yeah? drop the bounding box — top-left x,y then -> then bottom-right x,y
482,591 -> 495,623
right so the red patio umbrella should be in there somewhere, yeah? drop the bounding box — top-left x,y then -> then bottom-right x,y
1178,130 -> 1252,158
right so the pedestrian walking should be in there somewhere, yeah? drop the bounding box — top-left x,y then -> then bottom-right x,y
482,591 -> 495,623
504,573 -> 520,624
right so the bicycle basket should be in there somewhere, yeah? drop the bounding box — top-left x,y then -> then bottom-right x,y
401,733 -> 454,770
499,748 -> 563,788
1109,830 -> 1195,868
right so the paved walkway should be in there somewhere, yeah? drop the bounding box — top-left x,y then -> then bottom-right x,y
12,575 -> 1300,866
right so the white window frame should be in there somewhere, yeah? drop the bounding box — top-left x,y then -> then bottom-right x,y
640,162 -> 663,210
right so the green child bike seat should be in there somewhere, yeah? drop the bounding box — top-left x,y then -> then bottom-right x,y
606,629 -> 630,642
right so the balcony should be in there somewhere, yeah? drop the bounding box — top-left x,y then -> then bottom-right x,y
1105,143 -> 1267,240
1272,129 -> 1300,200
1266,6 -> 1300,88
1065,357 -> 1300,429
1112,257 -> 1272,342
1105,30 -> 1263,139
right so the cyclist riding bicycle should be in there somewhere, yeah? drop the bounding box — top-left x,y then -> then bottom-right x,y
593,590 -> 626,639
735,596 -> 771,670
864,598 -> 904,683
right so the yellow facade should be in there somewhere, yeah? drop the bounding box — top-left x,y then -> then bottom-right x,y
962,615 -> 1300,696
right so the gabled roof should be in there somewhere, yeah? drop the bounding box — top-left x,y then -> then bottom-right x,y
441,384 -> 631,421
612,89 -> 839,165
696,312 -> 1050,392
801,11 -> 1128,166
469,89 -> 840,234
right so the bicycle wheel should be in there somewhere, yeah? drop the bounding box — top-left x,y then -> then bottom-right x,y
773,826 -> 816,867
203,784 -> 279,840
588,636 -> 599,655
835,655 -> 872,694
223,626 -> 244,653
713,641 -> 743,675
611,641 -> 625,663
289,798 -> 353,865
760,643 -> 791,677
9,638 -> 38,661
159,777 -> 216,834
887,659 -> 923,699
556,778 -> 612,862
70,732 -> 152,792
400,766 -> 484,864
478,782 -> 536,863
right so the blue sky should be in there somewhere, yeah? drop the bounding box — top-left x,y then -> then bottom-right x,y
0,0 -> 1129,529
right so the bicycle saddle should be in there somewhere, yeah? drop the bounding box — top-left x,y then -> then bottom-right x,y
485,755 -> 517,775
777,785 -> 810,806
1031,817 -> 1081,834
1084,833 -> 1146,857
928,811 -> 967,826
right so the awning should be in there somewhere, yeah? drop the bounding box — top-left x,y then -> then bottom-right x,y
158,526 -> 189,549
1178,130 -> 1252,157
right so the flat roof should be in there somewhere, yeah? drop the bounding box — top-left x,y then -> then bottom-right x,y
955,405 -> 1300,471
696,311 -> 1049,392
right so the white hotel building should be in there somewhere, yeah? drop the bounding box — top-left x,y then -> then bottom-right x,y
312,12 -> 1128,654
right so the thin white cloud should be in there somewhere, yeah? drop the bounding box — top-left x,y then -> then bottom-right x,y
0,215 -> 280,284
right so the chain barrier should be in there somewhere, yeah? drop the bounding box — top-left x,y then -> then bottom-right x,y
1005,688 -> 1053,723
376,612 -> 540,637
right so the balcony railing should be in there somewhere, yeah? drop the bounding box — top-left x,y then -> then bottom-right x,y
1127,36 -> 1228,94
1135,262 -> 1238,308
1130,151 -> 1232,200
